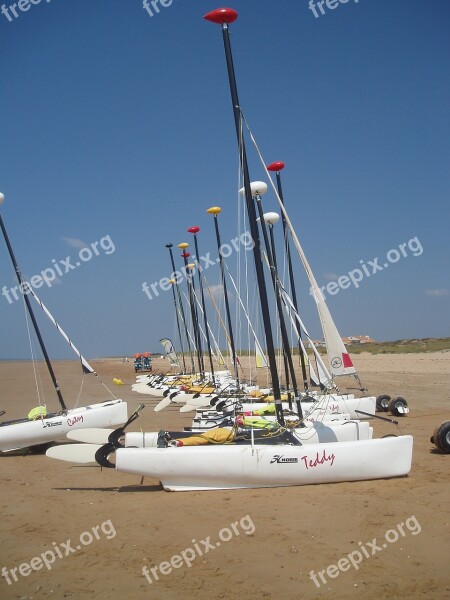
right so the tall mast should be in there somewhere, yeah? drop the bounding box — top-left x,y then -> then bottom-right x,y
178,244 -> 204,377
166,243 -> 195,373
188,226 -> 215,382
251,190 -> 303,420
166,274 -> 186,373
206,207 -> 239,385
204,8 -> 284,424
264,211 -> 304,420
260,210 -> 292,402
0,194 -> 67,411
267,161 -> 309,391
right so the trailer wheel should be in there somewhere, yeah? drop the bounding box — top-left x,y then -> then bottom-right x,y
376,394 -> 391,412
433,421 -> 450,453
389,397 -> 409,417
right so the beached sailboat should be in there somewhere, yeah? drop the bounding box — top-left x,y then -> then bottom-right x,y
49,419 -> 411,491
46,8 -> 413,491
0,194 -> 128,452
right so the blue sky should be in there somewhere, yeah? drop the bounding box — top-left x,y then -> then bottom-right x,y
0,0 -> 449,360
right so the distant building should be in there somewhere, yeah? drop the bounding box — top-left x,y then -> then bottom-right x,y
307,336 -> 375,349
342,335 -> 376,345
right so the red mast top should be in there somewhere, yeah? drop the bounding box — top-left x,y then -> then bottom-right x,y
204,8 -> 238,24
267,161 -> 285,172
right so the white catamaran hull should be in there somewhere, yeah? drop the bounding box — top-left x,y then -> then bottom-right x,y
115,435 -> 413,491
64,418 -> 367,446
188,412 -> 351,432
0,399 -> 128,452
124,420 -> 373,448
153,391 -> 355,409
131,384 -> 171,397
240,396 -> 376,420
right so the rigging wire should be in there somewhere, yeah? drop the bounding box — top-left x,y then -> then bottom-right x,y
22,295 -> 45,416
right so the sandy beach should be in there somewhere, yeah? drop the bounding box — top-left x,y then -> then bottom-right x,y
0,352 -> 449,600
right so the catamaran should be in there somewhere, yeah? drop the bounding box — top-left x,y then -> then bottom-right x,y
0,193 -> 128,452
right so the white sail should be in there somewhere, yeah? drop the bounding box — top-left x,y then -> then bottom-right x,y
160,338 -> 180,368
28,287 -> 95,374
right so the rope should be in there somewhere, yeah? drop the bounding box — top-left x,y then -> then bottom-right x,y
22,296 -> 45,418
74,372 -> 85,409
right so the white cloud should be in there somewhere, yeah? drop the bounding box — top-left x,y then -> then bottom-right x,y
425,288 -> 450,297
207,284 -> 234,301
61,236 -> 87,250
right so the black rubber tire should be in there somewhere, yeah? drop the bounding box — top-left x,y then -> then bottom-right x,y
433,421 -> 450,453
376,394 -> 391,412
389,396 -> 408,417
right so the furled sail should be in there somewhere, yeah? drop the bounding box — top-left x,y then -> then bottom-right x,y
160,338 -> 180,368
255,342 -> 267,369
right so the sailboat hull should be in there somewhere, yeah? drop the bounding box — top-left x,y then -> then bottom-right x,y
176,395 -> 375,420
297,395 -> 376,419
184,396 -> 375,423
124,420 -> 372,448
0,399 -> 128,452
115,435 -> 413,491
188,412 -> 351,432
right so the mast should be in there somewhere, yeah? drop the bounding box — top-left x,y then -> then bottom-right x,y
267,161 -> 309,391
263,211 -> 293,408
188,226 -> 215,383
178,244 -> 204,378
253,198 -> 303,421
0,194 -> 67,411
164,245 -> 186,373
206,207 -> 239,385
204,8 -> 284,425
167,277 -> 187,373
166,243 -> 195,373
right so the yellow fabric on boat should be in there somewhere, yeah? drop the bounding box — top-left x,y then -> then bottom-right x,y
240,416 -> 279,430
261,393 -> 288,402
187,386 -> 215,394
245,391 -> 289,401
253,405 -> 276,416
249,390 -> 264,398
28,406 -> 47,420
178,427 -> 235,446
